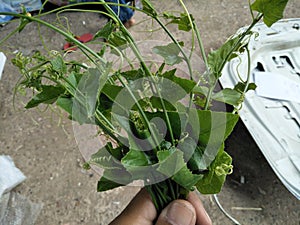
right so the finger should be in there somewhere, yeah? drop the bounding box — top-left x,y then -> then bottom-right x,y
156,200 -> 197,225
109,188 -> 157,225
187,192 -> 212,225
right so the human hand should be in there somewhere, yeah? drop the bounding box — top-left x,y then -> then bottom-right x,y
109,188 -> 212,225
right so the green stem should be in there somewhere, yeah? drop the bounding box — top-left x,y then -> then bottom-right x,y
204,79 -> 218,110
177,0 -> 196,59
58,75 -> 121,142
194,25 -> 209,72
150,16 -> 195,144
100,0 -> 177,147
219,13 -> 263,75
154,17 -> 194,81
167,178 -> 177,200
116,75 -> 161,152
146,178 -> 186,213
248,0 -> 255,20
177,0 -> 210,132
2,4 -> 157,148
204,13 -> 263,110
232,46 -> 252,114
94,112 -> 121,143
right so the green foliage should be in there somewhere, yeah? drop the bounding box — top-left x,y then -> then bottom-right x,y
212,88 -> 243,107
234,82 -> 257,92
93,20 -> 115,40
51,55 -> 67,74
122,149 -> 151,167
153,43 -> 184,65
159,69 -> 196,94
0,0 -> 290,214
163,12 -> 194,31
196,144 -> 233,194
192,110 -> 239,146
89,144 -> 122,169
157,148 -> 202,190
208,35 -> 242,80
251,0 -> 289,27
97,169 -> 132,191
97,176 -> 124,192
25,85 -> 65,109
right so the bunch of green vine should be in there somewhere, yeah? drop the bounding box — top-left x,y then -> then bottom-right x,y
0,0 -> 289,213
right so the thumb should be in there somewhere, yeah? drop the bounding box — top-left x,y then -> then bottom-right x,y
109,188 -> 157,225
156,200 -> 196,225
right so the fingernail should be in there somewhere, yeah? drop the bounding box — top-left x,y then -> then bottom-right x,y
166,202 -> 195,225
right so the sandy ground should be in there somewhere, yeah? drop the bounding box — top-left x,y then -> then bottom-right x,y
0,0 -> 300,224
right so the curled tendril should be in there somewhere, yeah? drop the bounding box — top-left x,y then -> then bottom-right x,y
215,164 -> 233,176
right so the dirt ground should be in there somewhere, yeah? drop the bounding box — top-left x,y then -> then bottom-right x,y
0,0 -> 299,224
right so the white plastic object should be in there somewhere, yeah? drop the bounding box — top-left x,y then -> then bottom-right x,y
220,18 -> 300,199
0,155 -> 26,197
0,52 -> 6,80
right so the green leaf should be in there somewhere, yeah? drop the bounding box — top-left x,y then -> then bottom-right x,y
121,69 -> 145,81
104,142 -> 124,160
157,78 -> 188,103
177,137 -> 198,161
112,113 -> 163,153
138,69 -> 195,105
102,83 -> 123,102
153,43 -> 183,66
121,149 -> 159,181
50,55 -> 67,74
186,109 -> 238,170
120,69 -> 146,90
89,143 -> 123,169
234,82 -> 257,92
193,96 -> 207,109
108,31 -> 128,49
160,69 -> 196,94
57,97 -> 73,115
94,20 -> 115,40
157,148 -> 184,177
101,83 -> 139,116
25,85 -> 65,108
196,145 -> 233,194
96,94 -> 114,123
157,148 -> 202,190
251,0 -> 289,27
76,65 -> 111,118
212,88 -> 242,107
97,176 -> 124,192
149,97 -> 177,111
187,145 -> 207,171
144,111 -> 184,141
121,149 -> 150,167
193,85 -> 210,96
97,168 -> 132,191
208,35 -> 241,79
66,72 -> 80,90
191,110 -> 239,146
57,96 -> 94,124
193,86 -> 210,108
163,12 -> 194,31
98,45 -> 107,57
172,165 -> 202,191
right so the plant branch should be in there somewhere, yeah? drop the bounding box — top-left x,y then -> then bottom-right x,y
204,13 -> 263,110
